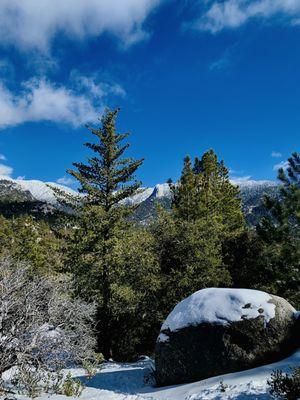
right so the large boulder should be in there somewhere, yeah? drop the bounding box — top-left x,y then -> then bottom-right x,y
155,288 -> 299,386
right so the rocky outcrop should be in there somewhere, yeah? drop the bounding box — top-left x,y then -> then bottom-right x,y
155,288 -> 299,386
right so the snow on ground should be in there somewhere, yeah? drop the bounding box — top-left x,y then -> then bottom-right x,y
159,288 -> 280,337
6,349 -> 300,400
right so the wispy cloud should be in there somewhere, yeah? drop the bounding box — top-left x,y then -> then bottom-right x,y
56,176 -> 75,186
209,54 -> 231,71
194,0 -> 300,33
0,154 -> 6,161
0,0 -> 161,53
0,73 -> 125,129
273,160 -> 289,170
71,71 -> 126,99
230,175 -> 252,184
209,43 -> 240,72
271,151 -> 282,158
0,163 -> 13,177
229,168 -> 245,175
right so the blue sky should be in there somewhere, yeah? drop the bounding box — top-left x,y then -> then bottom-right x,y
0,0 -> 299,187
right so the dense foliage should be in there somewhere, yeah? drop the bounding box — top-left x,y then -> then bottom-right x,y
227,152 -> 300,308
0,109 -> 298,363
152,150 -> 244,314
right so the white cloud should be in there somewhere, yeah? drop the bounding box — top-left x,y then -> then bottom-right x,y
196,0 -> 300,33
273,160 -> 289,170
0,74 -> 124,129
57,176 -> 75,186
271,151 -> 282,158
229,167 -> 245,175
0,79 -> 97,128
0,154 -> 6,161
0,0 -> 161,52
230,175 -> 252,184
0,163 -> 13,177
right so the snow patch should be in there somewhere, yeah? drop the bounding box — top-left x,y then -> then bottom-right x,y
151,184 -> 171,199
157,333 -> 169,343
121,187 -> 154,205
160,288 -> 276,334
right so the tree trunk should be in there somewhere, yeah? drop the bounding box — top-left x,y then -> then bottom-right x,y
98,264 -> 112,360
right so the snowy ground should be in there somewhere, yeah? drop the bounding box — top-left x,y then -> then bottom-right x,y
5,348 -> 299,400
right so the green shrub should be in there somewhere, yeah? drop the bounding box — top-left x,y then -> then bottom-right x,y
60,373 -> 84,397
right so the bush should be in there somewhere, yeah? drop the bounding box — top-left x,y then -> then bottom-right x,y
60,373 -> 83,397
0,257 -> 96,396
15,365 -> 42,398
268,368 -> 300,399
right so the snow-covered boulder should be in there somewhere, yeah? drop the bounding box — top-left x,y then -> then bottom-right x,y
155,288 -> 299,386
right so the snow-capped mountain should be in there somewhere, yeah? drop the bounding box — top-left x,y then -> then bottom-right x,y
128,180 -> 279,225
0,176 -> 279,225
0,176 -> 77,205
0,177 -> 77,219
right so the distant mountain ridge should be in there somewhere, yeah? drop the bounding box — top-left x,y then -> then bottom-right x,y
125,180 -> 279,225
0,176 -> 279,225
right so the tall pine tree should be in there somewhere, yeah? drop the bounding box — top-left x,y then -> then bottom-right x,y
62,108 -> 144,359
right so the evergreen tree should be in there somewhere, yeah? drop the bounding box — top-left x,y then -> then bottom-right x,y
259,152 -> 299,241
62,108 -> 144,359
171,149 -> 244,239
107,226 -> 161,359
257,152 -> 300,306
0,215 -> 13,255
170,156 -> 202,222
10,216 -> 63,275
154,150 -> 243,311
153,208 -> 227,310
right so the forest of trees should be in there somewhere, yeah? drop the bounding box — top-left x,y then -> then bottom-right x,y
0,108 -> 299,364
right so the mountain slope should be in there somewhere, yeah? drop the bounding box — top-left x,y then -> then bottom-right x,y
130,180 -> 279,225
0,177 -> 77,219
0,177 -> 279,225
